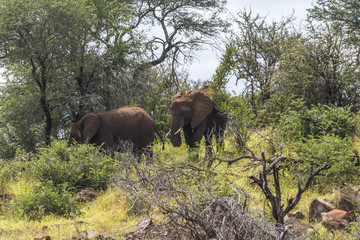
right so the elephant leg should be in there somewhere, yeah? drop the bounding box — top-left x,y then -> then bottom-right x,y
105,140 -> 116,155
183,125 -> 193,147
216,127 -> 225,152
191,119 -> 207,148
132,146 -> 142,163
97,130 -> 115,155
132,145 -> 153,163
187,147 -> 199,162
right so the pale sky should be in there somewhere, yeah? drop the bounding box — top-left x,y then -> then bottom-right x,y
0,0 -> 314,93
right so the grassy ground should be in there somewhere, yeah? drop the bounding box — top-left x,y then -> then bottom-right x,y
0,138 -> 359,239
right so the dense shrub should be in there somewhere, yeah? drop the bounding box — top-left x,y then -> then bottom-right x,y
277,104 -> 360,185
13,182 -> 80,221
0,150 -> 31,193
27,140 -> 119,191
278,104 -> 358,141
292,135 -> 359,185
9,141 -> 122,220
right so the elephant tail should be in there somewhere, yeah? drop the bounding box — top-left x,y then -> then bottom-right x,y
155,127 -> 165,150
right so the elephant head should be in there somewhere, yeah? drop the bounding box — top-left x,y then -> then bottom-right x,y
68,113 -> 101,145
170,89 -> 214,147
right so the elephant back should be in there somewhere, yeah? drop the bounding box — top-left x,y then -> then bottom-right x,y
99,106 -> 155,147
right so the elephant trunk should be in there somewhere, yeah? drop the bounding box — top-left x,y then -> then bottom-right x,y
68,125 -> 82,146
170,118 -> 183,147
170,128 -> 182,147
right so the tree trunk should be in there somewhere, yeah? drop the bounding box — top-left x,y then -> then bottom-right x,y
31,58 -> 53,145
40,95 -> 52,145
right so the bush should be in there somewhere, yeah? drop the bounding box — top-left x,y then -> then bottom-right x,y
278,104 -> 358,141
292,135 -> 359,185
0,150 -> 32,193
27,140 -> 118,191
13,182 -> 80,221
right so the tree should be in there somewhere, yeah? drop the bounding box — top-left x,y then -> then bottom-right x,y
225,11 -> 300,116
130,0 -> 229,83
0,0 -> 92,145
249,152 -> 330,225
0,79 -> 44,154
276,23 -> 360,110
308,0 -> 360,43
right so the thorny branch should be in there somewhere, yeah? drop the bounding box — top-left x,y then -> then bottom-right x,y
249,152 -> 331,225
112,150 -> 279,239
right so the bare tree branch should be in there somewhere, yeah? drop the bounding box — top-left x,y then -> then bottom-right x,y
249,152 -> 331,225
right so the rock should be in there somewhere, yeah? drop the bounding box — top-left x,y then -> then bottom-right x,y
322,209 -> 352,230
75,188 -> 98,203
326,209 -> 352,221
137,217 -> 154,232
338,186 -> 360,219
309,198 -> 335,222
87,231 -> 102,239
34,236 -> 51,240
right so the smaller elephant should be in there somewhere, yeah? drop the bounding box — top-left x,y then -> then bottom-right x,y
169,86 -> 226,158
69,106 -> 163,158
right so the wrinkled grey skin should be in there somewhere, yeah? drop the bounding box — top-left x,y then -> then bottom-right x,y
170,86 -> 226,156
69,106 -> 156,158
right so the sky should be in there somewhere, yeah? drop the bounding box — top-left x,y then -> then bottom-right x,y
189,0 -> 314,93
0,0 -> 314,92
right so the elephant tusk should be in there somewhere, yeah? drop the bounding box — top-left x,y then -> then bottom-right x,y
165,129 -> 171,138
174,127 -> 182,135
77,130 -> 81,139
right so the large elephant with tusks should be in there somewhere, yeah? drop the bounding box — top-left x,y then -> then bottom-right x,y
69,106 -> 162,159
169,86 -> 226,159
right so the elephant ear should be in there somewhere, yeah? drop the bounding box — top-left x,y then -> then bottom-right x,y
191,91 -> 214,128
81,113 -> 101,143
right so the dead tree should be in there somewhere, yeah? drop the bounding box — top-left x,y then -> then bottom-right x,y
249,152 -> 331,226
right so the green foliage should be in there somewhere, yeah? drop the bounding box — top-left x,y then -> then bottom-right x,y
227,11 -> 299,115
293,135 -> 359,184
6,141 -> 119,220
227,96 -> 254,149
208,45 -> 236,113
309,0 -> 360,41
278,103 -> 359,185
0,149 -> 33,194
27,141 -> 118,191
0,155 -> 26,181
0,126 -> 17,160
208,46 -> 236,92
12,182 -> 80,221
278,103 -> 358,141
276,23 -> 360,111
0,80 -> 44,152
209,46 -> 254,149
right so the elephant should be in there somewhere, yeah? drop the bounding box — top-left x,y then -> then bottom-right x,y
68,106 -> 163,159
169,86 -> 226,158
